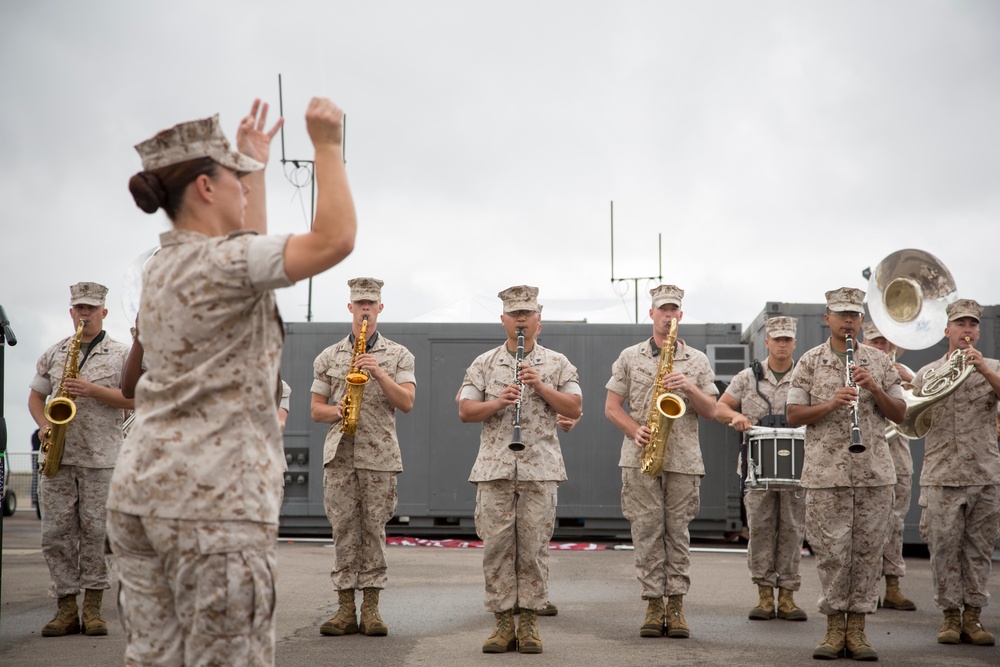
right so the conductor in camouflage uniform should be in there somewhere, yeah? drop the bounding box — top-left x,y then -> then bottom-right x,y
28,281 -> 132,637
859,319 -> 918,612
913,299 -> 1000,647
311,277 -> 416,638
458,285 -> 582,655
605,284 -> 718,640
716,316 -> 808,622
786,287 -> 905,661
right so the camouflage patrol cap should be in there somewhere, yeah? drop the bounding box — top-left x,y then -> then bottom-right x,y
498,285 -> 540,313
135,114 -> 264,173
69,282 -> 108,307
650,284 -> 684,309
946,298 -> 983,322
766,316 -> 796,339
348,277 -> 384,303
825,287 -> 866,313
861,320 -> 884,341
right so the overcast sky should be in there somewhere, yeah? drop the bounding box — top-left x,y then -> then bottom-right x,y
2,1 -> 999,455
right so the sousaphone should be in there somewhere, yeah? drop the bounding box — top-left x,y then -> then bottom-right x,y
863,249 -> 970,439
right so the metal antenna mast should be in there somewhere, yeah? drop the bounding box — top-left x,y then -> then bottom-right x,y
278,74 -> 346,322
610,200 -> 663,323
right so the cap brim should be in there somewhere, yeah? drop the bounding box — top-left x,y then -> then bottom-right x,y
216,151 -> 264,173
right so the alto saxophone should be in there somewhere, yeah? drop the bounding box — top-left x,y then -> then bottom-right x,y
340,315 -> 370,435
40,319 -> 86,478
640,317 -> 687,477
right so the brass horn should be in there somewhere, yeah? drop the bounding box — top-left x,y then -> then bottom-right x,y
863,248 -> 957,351
863,249 -> 967,440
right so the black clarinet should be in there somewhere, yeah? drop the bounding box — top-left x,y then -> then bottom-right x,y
508,327 -> 526,451
844,335 -> 865,453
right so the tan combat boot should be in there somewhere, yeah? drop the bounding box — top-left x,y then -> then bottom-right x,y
640,597 -> 665,637
41,595 -> 80,637
960,606 -> 996,646
517,608 -> 543,654
937,608 -> 961,644
812,613 -> 845,660
82,589 -> 108,636
359,587 -> 388,636
748,585 -> 775,620
776,588 -> 807,621
482,609 -> 516,653
881,575 -> 916,611
320,589 -> 359,636
845,612 -> 878,661
665,594 -> 690,638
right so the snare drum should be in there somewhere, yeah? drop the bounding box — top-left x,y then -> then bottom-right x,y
745,426 -> 806,491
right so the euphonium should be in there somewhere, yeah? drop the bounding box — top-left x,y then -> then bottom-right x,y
640,318 -> 686,477
40,319 -> 85,478
891,343 -> 973,440
340,315 -> 370,435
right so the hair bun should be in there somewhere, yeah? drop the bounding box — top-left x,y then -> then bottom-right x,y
128,171 -> 167,214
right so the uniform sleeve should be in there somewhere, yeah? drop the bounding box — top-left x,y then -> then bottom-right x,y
605,350 -> 630,397
695,354 -> 718,396
29,350 -> 53,396
395,347 -> 417,386
311,350 -> 333,397
786,354 -> 813,406
459,356 -> 487,400
280,380 -> 291,411
556,357 -> 581,393
724,369 -> 749,403
246,234 -> 294,291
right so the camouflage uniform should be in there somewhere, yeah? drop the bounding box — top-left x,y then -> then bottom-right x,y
724,358 -> 806,591
883,432 -> 913,579
31,331 -> 129,598
914,355 -> 1000,610
107,228 -> 292,666
607,338 -> 718,598
312,333 -> 415,591
786,340 -> 902,615
461,343 -> 581,612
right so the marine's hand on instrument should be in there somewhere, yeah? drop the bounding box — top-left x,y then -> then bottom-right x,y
851,366 -> 878,392
662,371 -> 687,392
236,99 -> 283,165
830,385 -> 858,409
966,348 -> 986,371
729,414 -> 753,432
498,383 -> 521,407
893,362 -> 914,384
305,97 -> 345,148
517,363 -> 542,389
352,353 -> 381,378
63,377 -> 95,398
633,424 -> 651,447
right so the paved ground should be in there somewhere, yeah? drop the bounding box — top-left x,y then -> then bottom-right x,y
2,510 -> 998,666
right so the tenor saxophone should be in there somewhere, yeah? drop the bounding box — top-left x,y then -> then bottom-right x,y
40,319 -> 85,478
340,315 -> 370,435
640,318 -> 687,477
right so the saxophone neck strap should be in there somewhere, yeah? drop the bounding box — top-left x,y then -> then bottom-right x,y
649,336 -> 677,357
77,330 -> 106,371
348,330 -> 379,352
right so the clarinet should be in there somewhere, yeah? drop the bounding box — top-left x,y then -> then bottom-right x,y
508,327 -> 526,451
844,335 -> 865,453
